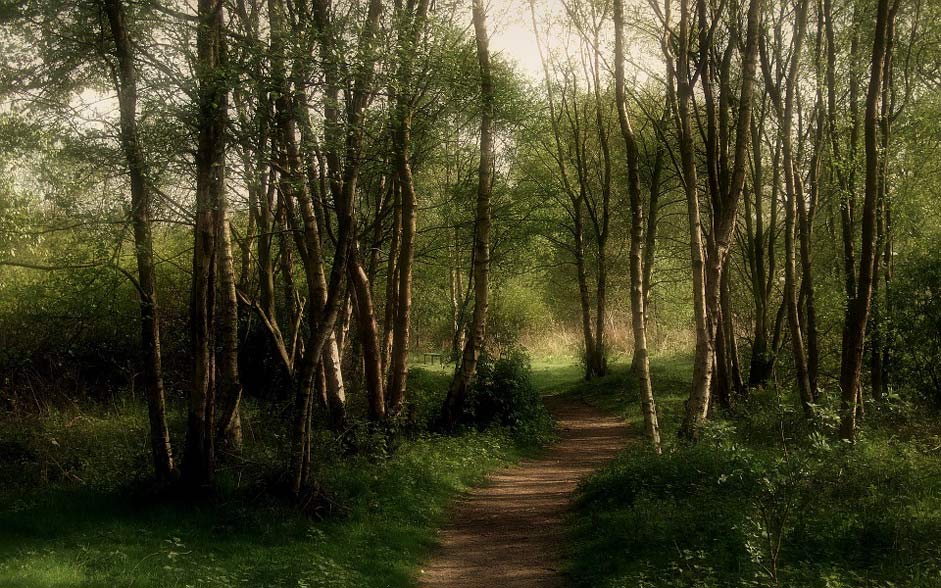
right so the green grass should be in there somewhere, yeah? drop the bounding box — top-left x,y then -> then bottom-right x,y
563,354 -> 941,588
557,353 -> 692,427
0,366 -> 565,588
530,358 -> 583,395
404,354 -> 585,397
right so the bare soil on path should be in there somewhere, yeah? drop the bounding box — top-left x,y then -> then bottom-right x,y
417,395 -> 630,588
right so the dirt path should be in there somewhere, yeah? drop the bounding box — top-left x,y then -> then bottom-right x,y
417,396 -> 629,588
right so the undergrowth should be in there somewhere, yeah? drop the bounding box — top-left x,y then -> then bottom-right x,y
0,361 -> 555,588
566,355 -> 941,588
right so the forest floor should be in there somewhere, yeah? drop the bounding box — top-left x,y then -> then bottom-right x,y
6,355 -> 940,587
417,394 -> 630,588
0,361 -> 574,588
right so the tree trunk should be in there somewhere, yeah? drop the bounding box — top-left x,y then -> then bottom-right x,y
185,0 -> 227,490
103,0 -> 176,483
590,33 -> 611,380
642,125 -> 665,327
448,235 -> 466,362
440,0 -> 492,428
350,250 -> 387,421
678,0 -> 761,439
214,197 -> 243,450
574,203 -> 596,379
672,0 -> 714,439
745,114 -> 774,390
386,0 -> 430,416
381,180 -> 401,375
839,0 -> 894,440
871,12 -> 896,402
776,0 -> 815,415
795,169 -> 819,399
320,333 -> 345,429
614,0 -> 661,454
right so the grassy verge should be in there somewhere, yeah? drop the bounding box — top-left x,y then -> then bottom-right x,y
0,366 -> 557,588
564,354 -> 941,588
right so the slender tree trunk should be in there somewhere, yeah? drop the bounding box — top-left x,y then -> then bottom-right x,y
381,180 -> 401,374
871,13 -> 896,402
388,127 -> 417,414
589,34 -> 611,380
802,6 -> 827,398
776,0 -> 815,415
214,197 -> 243,449
574,203 -> 596,379
840,0 -> 894,440
186,0 -> 227,490
642,129 -> 665,326
350,250 -> 387,421
386,0 -> 430,415
322,334 -> 346,429
672,0 -> 714,439
718,268 -> 745,400
746,115 -> 774,389
440,0 -> 492,428
614,0 -> 661,453
448,235 -> 466,362
828,2 -> 862,303
795,169 -> 819,399
103,0 -> 176,483
530,6 -> 597,379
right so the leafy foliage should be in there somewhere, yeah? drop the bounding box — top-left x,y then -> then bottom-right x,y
567,357 -> 941,588
885,249 -> 941,405
462,349 -> 556,446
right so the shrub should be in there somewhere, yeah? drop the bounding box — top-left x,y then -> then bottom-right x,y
462,349 -> 554,444
885,250 -> 941,405
569,398 -> 941,588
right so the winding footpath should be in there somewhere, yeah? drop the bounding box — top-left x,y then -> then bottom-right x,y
417,396 -> 629,588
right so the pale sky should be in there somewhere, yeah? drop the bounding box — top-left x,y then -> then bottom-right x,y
489,0 -> 662,86
488,0 -> 562,81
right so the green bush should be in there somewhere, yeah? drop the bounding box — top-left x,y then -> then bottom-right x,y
886,250 -> 941,405
569,399 -> 941,588
462,349 -> 554,444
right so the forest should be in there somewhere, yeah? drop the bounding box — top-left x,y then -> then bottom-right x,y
1,0 -> 940,585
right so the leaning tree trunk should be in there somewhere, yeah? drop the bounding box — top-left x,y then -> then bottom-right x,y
839,0 -> 893,440
103,0 -> 176,483
614,0 -> 661,454
283,0 -> 382,496
440,0 -> 492,428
